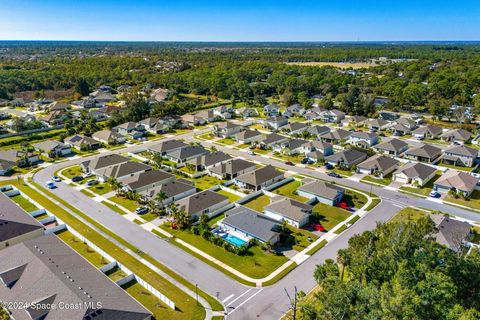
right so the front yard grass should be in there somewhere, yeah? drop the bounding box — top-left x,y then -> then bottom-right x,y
251,148 -> 271,155
437,163 -> 473,172
344,190 -> 368,209
400,172 -> 442,197
140,212 -> 160,222
108,195 -> 139,212
101,200 -> 127,215
242,194 -> 272,212
272,153 -> 305,164
159,225 -> 288,279
61,165 -> 84,179
208,213 -> 225,227
312,203 -> 351,231
361,174 -> 393,186
105,266 -> 128,282
217,138 -> 236,145
215,189 -> 241,203
87,183 -> 113,195
331,167 -> 354,177
194,175 -> 225,190
287,226 -> 318,252
390,207 -> 426,223
444,190 -> 480,210
270,180 -> 308,202
56,230 -> 110,268
10,194 -> 39,212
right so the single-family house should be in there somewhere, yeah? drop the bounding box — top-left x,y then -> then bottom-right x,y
213,122 -> 244,138
234,165 -> 284,191
195,110 -> 216,123
390,123 -> 412,136
297,180 -> 344,206
264,116 -> 288,131
95,161 -> 152,183
319,109 -> 345,123
138,117 -> 169,134
392,162 -> 437,187
441,145 -> 478,168
64,135 -> 101,151
235,129 -> 263,145
357,154 -> 400,178
263,104 -> 281,117
265,197 -> 313,228
307,125 -> 330,138
114,122 -> 145,139
235,107 -> 258,118
208,159 -> 256,180
181,113 -> 206,126
213,105 -> 234,119
430,215 -> 472,252
412,125 -> 443,140
344,115 -> 368,127
81,154 -> 130,174
404,144 -> 442,163
318,129 -> 352,144
378,111 -> 399,121
300,140 -> 333,156
141,179 -> 197,205
0,159 -> 15,175
395,117 -> 417,131
260,133 -> 289,149
279,122 -> 308,136
433,170 -> 478,198
325,148 -> 368,168
175,190 -> 229,220
283,104 -> 305,118
276,139 -> 309,155
373,138 -> 409,157
165,145 -> 209,163
220,206 -> 281,244
0,150 -> 40,167
347,131 -> 379,148
186,151 -> 232,171
148,140 -> 189,156
366,119 -> 390,131
441,129 -> 472,145
32,140 -> 72,158
92,129 -> 126,145
122,169 -> 175,192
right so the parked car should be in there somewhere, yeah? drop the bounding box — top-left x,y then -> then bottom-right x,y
86,179 -> 98,186
71,175 -> 84,182
306,160 -> 315,165
248,151 -> 256,156
45,181 -> 56,189
51,176 -> 61,182
314,224 -> 326,232
325,163 -> 334,170
327,172 -> 342,178
135,207 -> 149,215
84,172 -> 94,178
429,191 -> 441,198
285,161 -> 295,166
301,158 -> 309,164
338,202 -> 349,210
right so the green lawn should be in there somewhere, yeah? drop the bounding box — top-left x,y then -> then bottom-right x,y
208,213 -> 225,227
365,198 -> 381,211
471,226 -> 480,244
194,175 -> 225,190
160,225 -> 288,279
445,190 -> 480,210
243,194 -> 272,212
10,194 -> 39,212
5,180 -> 209,319
437,163 -> 473,172
105,266 -> 128,282
237,144 -> 250,149
251,148 -> 271,155
215,189 -> 241,203
140,212 -> 160,222
287,226 -> 318,252
270,180 -> 308,202
80,189 -> 95,197
312,203 -> 351,231
197,132 -> 215,140
217,138 -> 236,145
56,230 -> 110,268
87,183 -> 113,195
61,165 -> 84,179
344,190 -> 368,209
272,153 -> 305,164
101,200 -> 127,215
361,174 -> 393,186
400,173 -> 441,197
390,207 -> 426,223
305,240 -> 328,256
331,167 -> 354,177
108,195 -> 139,212
133,219 -> 144,225
34,213 -> 49,221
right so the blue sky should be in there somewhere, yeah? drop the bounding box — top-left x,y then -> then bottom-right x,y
0,0 -> 479,41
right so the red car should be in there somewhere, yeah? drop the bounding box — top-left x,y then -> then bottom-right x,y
338,202 -> 349,210
314,224 -> 326,232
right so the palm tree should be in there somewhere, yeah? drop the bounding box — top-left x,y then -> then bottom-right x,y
146,199 -> 159,216
337,249 -> 350,281
107,177 -> 123,195
168,203 -> 190,229
199,214 -> 209,230
154,191 -> 167,208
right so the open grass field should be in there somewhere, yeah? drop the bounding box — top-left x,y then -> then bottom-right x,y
285,61 -> 377,69
10,194 -> 39,212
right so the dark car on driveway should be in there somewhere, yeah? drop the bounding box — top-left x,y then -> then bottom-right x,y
325,163 -> 334,170
71,175 -> 84,182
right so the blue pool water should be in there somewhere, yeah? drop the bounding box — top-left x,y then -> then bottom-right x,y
223,234 -> 247,246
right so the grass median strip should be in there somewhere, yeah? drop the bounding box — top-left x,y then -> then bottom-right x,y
101,200 -> 127,215
5,179 -> 215,318
305,240 -> 327,256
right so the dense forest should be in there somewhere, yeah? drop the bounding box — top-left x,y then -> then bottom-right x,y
297,217 -> 480,320
1,42 -> 480,119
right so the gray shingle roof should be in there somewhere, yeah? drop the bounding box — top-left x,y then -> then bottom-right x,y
0,235 -> 151,320
357,154 -> 399,172
412,125 -> 443,136
122,169 -> 173,190
405,144 -> 442,159
444,145 -> 478,158
374,138 -> 408,153
32,140 -> 69,153
319,129 -> 352,141
297,180 -> 344,200
0,192 -> 44,242
209,159 -> 256,176
82,154 -> 130,172
235,129 -> 262,140
166,145 -> 208,161
441,128 -> 472,141
148,140 -> 188,154
265,197 -> 312,222
394,162 -> 436,180
261,133 -> 288,146
430,215 -> 471,251
325,148 -> 367,165
186,151 -> 232,168
176,190 -> 228,216
141,179 -> 196,199
96,161 -> 151,179
434,170 -> 478,193
235,165 -> 283,187
222,206 -> 280,243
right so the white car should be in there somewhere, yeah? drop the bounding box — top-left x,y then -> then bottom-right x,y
45,181 -> 56,189
52,176 -> 61,182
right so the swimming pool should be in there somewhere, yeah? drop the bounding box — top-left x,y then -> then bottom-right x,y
223,234 -> 247,247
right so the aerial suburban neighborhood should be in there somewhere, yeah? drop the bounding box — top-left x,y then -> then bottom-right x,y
0,3 -> 480,320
